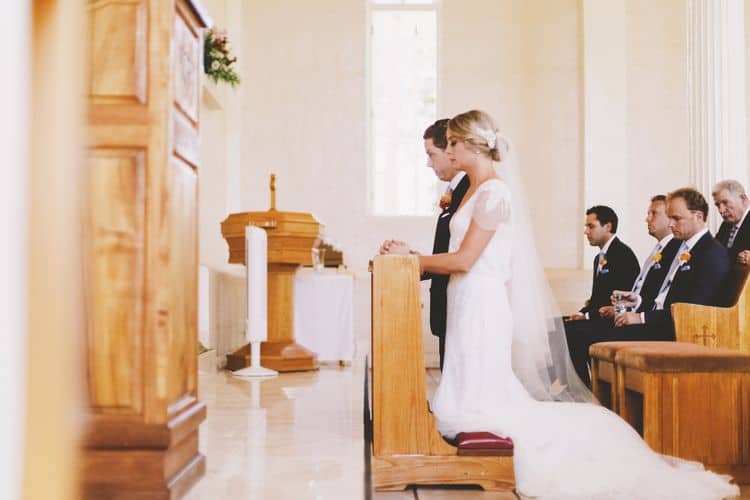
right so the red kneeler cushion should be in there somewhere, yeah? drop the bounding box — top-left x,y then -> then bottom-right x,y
456,432 -> 514,457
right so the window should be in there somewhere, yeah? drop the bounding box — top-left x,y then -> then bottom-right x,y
369,0 -> 438,216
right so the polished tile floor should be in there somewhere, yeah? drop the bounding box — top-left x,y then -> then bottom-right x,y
184,359 -> 749,500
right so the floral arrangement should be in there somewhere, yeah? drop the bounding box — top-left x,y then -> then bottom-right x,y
203,27 -> 240,87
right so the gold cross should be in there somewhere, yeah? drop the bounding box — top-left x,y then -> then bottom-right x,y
693,325 -> 717,346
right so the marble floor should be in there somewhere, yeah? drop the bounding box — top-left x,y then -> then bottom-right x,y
184,358 -> 750,500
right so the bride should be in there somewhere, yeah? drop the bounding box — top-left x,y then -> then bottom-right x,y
384,109 -> 739,499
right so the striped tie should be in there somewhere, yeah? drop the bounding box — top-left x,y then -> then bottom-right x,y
728,224 -> 740,248
631,243 -> 662,295
652,241 -> 688,310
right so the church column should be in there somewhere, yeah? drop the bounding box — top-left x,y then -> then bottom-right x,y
687,0 -> 747,217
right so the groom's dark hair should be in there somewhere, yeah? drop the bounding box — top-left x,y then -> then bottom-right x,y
424,119 -> 449,150
586,205 -> 619,233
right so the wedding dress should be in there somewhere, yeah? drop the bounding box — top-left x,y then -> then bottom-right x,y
430,177 -> 740,500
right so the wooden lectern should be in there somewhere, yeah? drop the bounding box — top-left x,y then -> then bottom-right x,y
83,0 -> 209,498
221,175 -> 320,372
369,255 -> 515,491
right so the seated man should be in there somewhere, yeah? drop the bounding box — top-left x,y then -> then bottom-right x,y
567,205 -> 639,322
712,179 -> 750,264
567,188 -> 730,386
565,195 -> 680,384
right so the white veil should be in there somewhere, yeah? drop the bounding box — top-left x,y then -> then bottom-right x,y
495,134 -> 595,403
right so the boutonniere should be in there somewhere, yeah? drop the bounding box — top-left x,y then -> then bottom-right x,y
439,192 -> 452,210
652,252 -> 662,270
597,257 -> 609,274
679,251 -> 691,271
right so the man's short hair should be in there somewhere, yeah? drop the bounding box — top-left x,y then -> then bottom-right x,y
651,194 -> 667,203
668,187 -> 709,220
712,179 -> 747,197
423,119 -> 449,150
586,205 -> 618,233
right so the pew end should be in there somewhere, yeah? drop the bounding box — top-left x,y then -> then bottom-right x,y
369,255 -> 515,491
672,263 -> 750,352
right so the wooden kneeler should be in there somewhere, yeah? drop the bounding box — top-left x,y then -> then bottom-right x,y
370,255 -> 515,491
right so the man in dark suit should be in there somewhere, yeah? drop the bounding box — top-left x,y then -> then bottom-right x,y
712,179 -> 750,264
565,195 -> 680,384
567,205 -> 640,322
567,188 -> 731,386
379,119 -> 470,370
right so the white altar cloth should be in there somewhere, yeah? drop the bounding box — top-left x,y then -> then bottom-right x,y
293,268 -> 354,362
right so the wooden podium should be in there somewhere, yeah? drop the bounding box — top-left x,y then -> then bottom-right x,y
221,176 -> 320,372
83,1 -> 209,498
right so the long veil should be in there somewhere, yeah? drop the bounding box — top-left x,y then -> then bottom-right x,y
496,134 -> 595,403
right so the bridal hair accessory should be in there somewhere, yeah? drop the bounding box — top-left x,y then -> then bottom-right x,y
476,127 -> 497,149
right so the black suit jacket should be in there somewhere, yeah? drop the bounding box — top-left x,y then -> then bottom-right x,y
424,175 -> 470,338
643,231 -> 730,332
636,237 -> 682,312
581,237 -> 640,320
715,214 -> 750,261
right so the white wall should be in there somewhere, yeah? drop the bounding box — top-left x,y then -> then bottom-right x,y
199,0 -> 248,357
0,2 -> 29,498
624,0 -> 688,260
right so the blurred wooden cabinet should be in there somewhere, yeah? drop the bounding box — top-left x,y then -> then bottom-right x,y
83,1 -> 209,498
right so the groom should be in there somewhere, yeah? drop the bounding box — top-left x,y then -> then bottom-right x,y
380,119 -> 470,370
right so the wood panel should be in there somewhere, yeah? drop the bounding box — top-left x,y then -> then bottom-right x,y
619,365 -> 750,481
87,149 -> 145,413
83,0 -> 209,497
165,158 -> 199,411
173,9 -> 200,124
88,0 -> 147,103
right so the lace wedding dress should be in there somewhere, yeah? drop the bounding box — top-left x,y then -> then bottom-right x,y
430,178 -> 739,500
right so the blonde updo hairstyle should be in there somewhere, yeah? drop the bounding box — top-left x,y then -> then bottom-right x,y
447,109 -> 501,162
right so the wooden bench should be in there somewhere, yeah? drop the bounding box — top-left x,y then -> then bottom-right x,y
671,264 -> 750,351
614,342 -> 750,482
590,264 -> 750,411
368,255 -> 515,491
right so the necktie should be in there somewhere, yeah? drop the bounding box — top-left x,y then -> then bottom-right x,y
728,224 -> 740,248
631,243 -> 662,295
652,241 -> 688,310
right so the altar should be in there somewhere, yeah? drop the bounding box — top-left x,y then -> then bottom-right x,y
294,268 -> 354,363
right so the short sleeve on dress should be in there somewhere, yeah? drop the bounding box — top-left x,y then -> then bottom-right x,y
471,181 -> 511,231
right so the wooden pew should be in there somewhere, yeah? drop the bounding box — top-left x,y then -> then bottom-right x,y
369,255 -> 515,491
589,267 -> 750,481
671,264 -> 750,351
590,264 -> 750,412
614,342 -> 750,482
